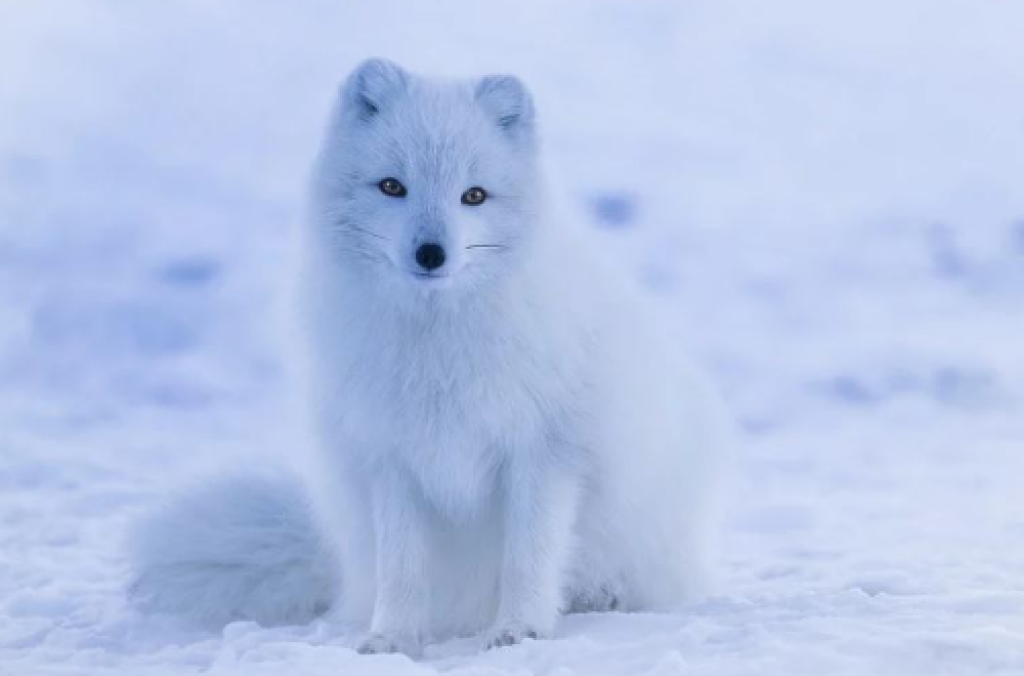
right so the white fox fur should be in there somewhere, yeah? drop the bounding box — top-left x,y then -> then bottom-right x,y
128,59 -> 731,654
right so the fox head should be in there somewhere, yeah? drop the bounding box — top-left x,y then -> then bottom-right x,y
310,59 -> 543,296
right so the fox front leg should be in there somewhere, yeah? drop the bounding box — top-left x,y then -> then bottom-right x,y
486,459 -> 580,649
357,473 -> 430,656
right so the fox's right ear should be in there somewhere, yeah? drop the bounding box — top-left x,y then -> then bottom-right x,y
341,58 -> 407,122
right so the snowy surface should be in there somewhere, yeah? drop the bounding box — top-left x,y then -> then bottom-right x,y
2,1 -> 1024,674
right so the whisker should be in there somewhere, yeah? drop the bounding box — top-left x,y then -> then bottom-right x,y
346,224 -> 391,241
323,234 -> 388,263
465,244 -> 508,250
331,247 -> 387,265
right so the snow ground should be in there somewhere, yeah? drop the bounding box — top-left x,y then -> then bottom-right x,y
2,1 -> 1024,674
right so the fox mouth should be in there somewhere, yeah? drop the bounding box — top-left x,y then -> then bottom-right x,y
407,269 -> 454,288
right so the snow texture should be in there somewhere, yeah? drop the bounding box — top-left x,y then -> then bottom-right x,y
2,1 -> 1024,674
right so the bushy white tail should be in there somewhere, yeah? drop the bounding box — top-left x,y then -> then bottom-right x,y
128,473 -> 337,628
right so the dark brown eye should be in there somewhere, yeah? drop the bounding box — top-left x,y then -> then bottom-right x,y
379,177 -> 407,197
461,186 -> 487,206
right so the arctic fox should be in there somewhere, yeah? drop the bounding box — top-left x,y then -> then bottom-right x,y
129,59 -> 730,654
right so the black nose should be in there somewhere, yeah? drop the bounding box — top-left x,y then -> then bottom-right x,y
415,243 -> 446,271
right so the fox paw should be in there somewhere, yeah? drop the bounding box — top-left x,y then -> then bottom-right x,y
484,623 -> 542,650
566,585 -> 621,613
356,633 -> 419,656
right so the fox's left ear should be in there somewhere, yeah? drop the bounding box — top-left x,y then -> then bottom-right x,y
475,75 -> 535,142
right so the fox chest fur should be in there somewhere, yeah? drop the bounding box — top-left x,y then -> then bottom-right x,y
307,280 -> 588,516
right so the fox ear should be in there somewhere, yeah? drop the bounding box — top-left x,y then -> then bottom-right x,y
342,58 -> 408,121
475,75 -> 535,141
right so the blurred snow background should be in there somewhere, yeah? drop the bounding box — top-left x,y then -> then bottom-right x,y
2,1 -> 1023,674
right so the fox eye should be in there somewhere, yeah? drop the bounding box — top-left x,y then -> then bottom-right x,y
379,177 -> 407,197
461,186 -> 487,206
